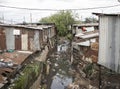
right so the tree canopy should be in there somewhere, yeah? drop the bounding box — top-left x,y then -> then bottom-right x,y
40,11 -> 76,36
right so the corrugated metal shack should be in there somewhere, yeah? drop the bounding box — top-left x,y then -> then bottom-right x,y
18,23 -> 56,49
93,13 -> 120,73
71,23 -> 99,88
0,23 -> 56,88
0,23 -> 56,51
72,23 -> 99,64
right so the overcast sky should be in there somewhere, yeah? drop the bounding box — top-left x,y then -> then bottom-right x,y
0,0 -> 120,23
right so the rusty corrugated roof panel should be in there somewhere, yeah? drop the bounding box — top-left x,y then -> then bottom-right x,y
17,22 -> 55,25
0,24 -> 54,30
1,51 -> 32,65
0,51 -> 33,88
0,24 -> 42,30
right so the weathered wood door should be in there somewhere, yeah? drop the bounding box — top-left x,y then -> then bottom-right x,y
15,35 -> 21,50
21,34 -> 28,50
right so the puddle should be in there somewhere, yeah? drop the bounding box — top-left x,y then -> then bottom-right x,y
51,73 -> 72,89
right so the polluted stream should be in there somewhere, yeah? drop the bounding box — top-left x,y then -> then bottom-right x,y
41,41 -> 120,89
42,41 -> 74,89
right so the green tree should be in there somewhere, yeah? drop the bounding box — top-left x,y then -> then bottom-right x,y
40,11 -> 76,36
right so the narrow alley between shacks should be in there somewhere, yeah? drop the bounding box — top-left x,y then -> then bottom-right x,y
0,0 -> 120,89
42,40 -> 72,89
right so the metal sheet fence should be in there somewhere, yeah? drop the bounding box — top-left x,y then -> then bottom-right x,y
98,15 -> 120,73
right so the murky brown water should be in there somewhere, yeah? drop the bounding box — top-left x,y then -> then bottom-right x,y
45,42 -> 73,89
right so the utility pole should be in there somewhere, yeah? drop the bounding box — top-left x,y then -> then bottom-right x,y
23,16 -> 26,22
30,13 -> 32,24
11,19 -> 13,24
2,14 -> 4,23
101,9 -> 103,14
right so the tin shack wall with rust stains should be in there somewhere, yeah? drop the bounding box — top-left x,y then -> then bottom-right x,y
50,26 -> 56,38
5,27 -> 15,50
0,26 -> 40,51
14,27 -> 41,51
39,30 -> 44,48
0,27 -> 6,50
0,24 -> 56,52
73,38 -> 99,64
34,30 -> 40,50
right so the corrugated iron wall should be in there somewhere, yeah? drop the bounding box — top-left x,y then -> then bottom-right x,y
39,30 -> 43,48
0,25 -> 56,51
21,34 -> 28,50
0,28 -> 6,50
48,28 -> 51,38
5,28 -> 15,50
98,15 -> 120,73
14,28 -> 21,50
34,30 -> 40,50
29,38 -> 34,50
28,29 -> 34,51
15,35 -> 21,50
51,27 -> 55,38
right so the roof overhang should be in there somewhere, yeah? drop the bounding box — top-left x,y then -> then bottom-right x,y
93,12 -> 120,16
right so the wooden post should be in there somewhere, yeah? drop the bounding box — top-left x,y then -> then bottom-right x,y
46,64 -> 50,75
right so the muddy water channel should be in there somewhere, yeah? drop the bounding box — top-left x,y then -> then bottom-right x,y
42,42 -> 74,89
41,41 -> 120,89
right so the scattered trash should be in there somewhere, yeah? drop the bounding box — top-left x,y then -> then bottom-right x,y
0,60 -> 13,67
7,49 -> 14,53
20,72 -> 24,76
7,61 -> 13,67
0,59 -> 4,61
52,69 -> 56,72
54,63 -> 58,67
42,41 -> 73,89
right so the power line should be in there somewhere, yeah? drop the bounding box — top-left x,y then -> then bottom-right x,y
0,4 -> 58,11
0,4 -> 120,11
